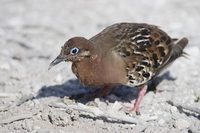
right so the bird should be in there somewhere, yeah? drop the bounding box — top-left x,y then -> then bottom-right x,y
49,23 -> 188,113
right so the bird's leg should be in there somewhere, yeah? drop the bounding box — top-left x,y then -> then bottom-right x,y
130,85 -> 147,113
100,85 -> 111,97
89,85 -> 112,98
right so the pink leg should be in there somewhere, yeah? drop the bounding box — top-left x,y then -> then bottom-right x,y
130,85 -> 147,112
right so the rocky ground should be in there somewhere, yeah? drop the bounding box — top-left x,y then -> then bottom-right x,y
0,0 -> 200,132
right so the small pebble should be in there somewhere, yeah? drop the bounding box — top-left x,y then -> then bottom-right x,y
158,119 -> 165,126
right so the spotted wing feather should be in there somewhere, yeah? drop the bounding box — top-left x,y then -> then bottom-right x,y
112,23 -> 173,86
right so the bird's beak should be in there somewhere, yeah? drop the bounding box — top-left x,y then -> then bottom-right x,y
48,55 -> 64,70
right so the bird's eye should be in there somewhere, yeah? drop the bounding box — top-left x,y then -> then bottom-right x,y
70,47 -> 79,55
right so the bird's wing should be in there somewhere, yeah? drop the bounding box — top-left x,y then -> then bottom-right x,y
90,23 -> 188,86
110,24 -> 176,86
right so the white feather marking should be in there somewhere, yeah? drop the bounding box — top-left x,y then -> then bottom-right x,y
136,28 -> 147,32
136,39 -> 149,43
131,34 -> 142,40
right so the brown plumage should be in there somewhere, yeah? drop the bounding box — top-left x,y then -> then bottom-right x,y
49,23 -> 188,113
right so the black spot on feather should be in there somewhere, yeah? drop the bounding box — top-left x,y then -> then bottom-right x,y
158,47 -> 165,57
161,36 -> 167,41
154,40 -> 160,45
128,75 -> 134,80
135,66 -> 144,71
143,72 -> 150,78
141,29 -> 150,35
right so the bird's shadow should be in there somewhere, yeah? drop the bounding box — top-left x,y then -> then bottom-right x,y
36,71 -> 176,104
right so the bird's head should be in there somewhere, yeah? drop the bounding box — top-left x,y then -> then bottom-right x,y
48,37 -> 95,70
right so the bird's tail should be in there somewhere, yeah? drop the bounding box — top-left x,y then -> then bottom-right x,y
154,37 -> 189,77
168,37 -> 189,63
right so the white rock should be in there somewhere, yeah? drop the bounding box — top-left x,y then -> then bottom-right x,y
62,116 -> 69,124
54,74 -> 63,83
170,106 -> 178,113
175,119 -> 190,129
0,62 -> 10,70
112,101 -> 122,111
94,98 -> 100,103
95,119 -> 104,124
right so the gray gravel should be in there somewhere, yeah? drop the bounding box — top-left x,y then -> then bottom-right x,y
0,0 -> 200,132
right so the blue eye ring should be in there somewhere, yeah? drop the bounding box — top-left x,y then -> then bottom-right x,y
70,47 -> 79,55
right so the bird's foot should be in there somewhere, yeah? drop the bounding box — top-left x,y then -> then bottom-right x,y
130,85 -> 147,114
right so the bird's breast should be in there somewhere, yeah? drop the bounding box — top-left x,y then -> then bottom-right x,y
71,54 -> 127,86
72,61 -> 100,86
